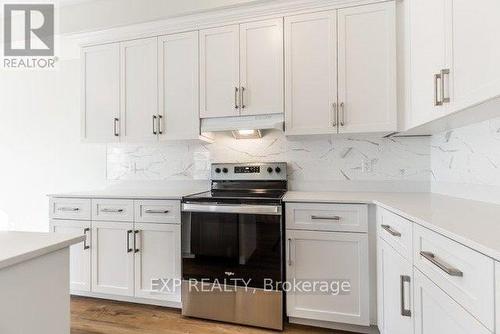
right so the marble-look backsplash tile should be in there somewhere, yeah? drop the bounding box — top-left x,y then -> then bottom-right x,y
431,116 -> 500,186
107,130 -> 431,184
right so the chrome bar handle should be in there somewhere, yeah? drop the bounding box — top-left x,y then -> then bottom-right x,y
400,275 -> 412,317
100,208 -> 124,213
83,228 -> 90,250
240,87 -> 245,109
152,115 -> 157,135
134,230 -> 140,253
144,209 -> 169,214
381,224 -> 402,237
113,118 -> 120,136
234,87 -> 239,109
340,102 -> 345,126
58,207 -> 80,212
420,251 -> 463,277
158,115 -> 163,135
126,230 -> 133,253
441,69 -> 450,103
311,215 -> 341,221
434,73 -> 443,106
287,238 -> 292,266
332,102 -> 337,127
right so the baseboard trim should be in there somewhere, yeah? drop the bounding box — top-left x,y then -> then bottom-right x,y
289,317 -> 380,334
71,290 -> 182,309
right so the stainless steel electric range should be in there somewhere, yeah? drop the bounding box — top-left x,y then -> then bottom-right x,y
181,162 -> 287,330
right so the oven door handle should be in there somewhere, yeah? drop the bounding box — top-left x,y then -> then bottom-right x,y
182,203 -> 282,215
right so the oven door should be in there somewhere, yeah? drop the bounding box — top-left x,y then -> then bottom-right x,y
181,203 -> 283,289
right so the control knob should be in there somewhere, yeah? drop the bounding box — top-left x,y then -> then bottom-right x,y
275,167 -> 281,173
222,168 -> 229,173
267,167 -> 273,173
215,168 -> 221,174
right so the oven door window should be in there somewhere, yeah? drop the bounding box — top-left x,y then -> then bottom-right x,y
182,212 -> 282,289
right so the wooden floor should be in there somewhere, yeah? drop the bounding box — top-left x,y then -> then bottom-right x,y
71,296 -> 351,334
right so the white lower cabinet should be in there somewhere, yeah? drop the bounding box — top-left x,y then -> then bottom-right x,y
413,269 -> 490,334
377,238 -> 413,334
91,220 -> 181,301
286,229 -> 369,326
50,197 -> 182,306
92,221 -> 135,296
134,223 -> 181,302
50,219 -> 91,292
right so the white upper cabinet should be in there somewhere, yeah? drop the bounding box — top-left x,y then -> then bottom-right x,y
158,31 -> 201,140
337,3 -> 397,133
285,2 -> 396,136
120,37 -> 158,142
199,25 -> 240,118
81,43 -> 120,142
408,0 -> 450,128
450,0 -> 500,113
404,0 -> 500,133
284,11 -> 338,135
200,19 -> 284,119
239,19 -> 283,116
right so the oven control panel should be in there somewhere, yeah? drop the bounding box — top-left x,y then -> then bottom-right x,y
234,166 -> 260,174
211,162 -> 287,181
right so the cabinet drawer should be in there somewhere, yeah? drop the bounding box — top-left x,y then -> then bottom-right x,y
413,224 -> 495,331
135,200 -> 180,224
377,208 -> 412,261
285,203 -> 368,232
92,199 -> 134,222
49,198 -> 91,220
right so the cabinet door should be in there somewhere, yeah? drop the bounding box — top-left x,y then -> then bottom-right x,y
337,2 -> 397,134
450,0 -> 500,112
284,11 -> 337,135
240,18 -> 283,116
286,230 -> 369,326
92,221 -> 134,296
120,37 -> 158,142
158,31 -> 200,141
413,269 -> 490,334
409,0 -> 451,127
377,238 -> 413,334
134,223 -> 181,302
51,220 -> 91,292
199,25 -> 240,118
81,43 -> 120,142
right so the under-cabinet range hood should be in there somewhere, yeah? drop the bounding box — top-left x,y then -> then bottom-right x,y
200,114 -> 284,134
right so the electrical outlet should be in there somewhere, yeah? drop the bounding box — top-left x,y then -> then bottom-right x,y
361,159 -> 374,173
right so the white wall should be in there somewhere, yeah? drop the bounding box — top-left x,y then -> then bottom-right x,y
0,38 -> 107,231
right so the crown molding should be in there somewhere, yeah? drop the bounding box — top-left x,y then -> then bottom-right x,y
66,0 -> 388,46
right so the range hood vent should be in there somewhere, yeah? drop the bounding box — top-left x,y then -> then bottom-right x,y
200,114 -> 284,133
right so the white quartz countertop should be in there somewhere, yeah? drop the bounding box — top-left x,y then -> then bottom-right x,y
48,188 -> 208,200
0,232 -> 85,270
284,191 -> 500,262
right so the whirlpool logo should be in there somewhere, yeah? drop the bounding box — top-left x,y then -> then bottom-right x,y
3,3 -> 56,69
